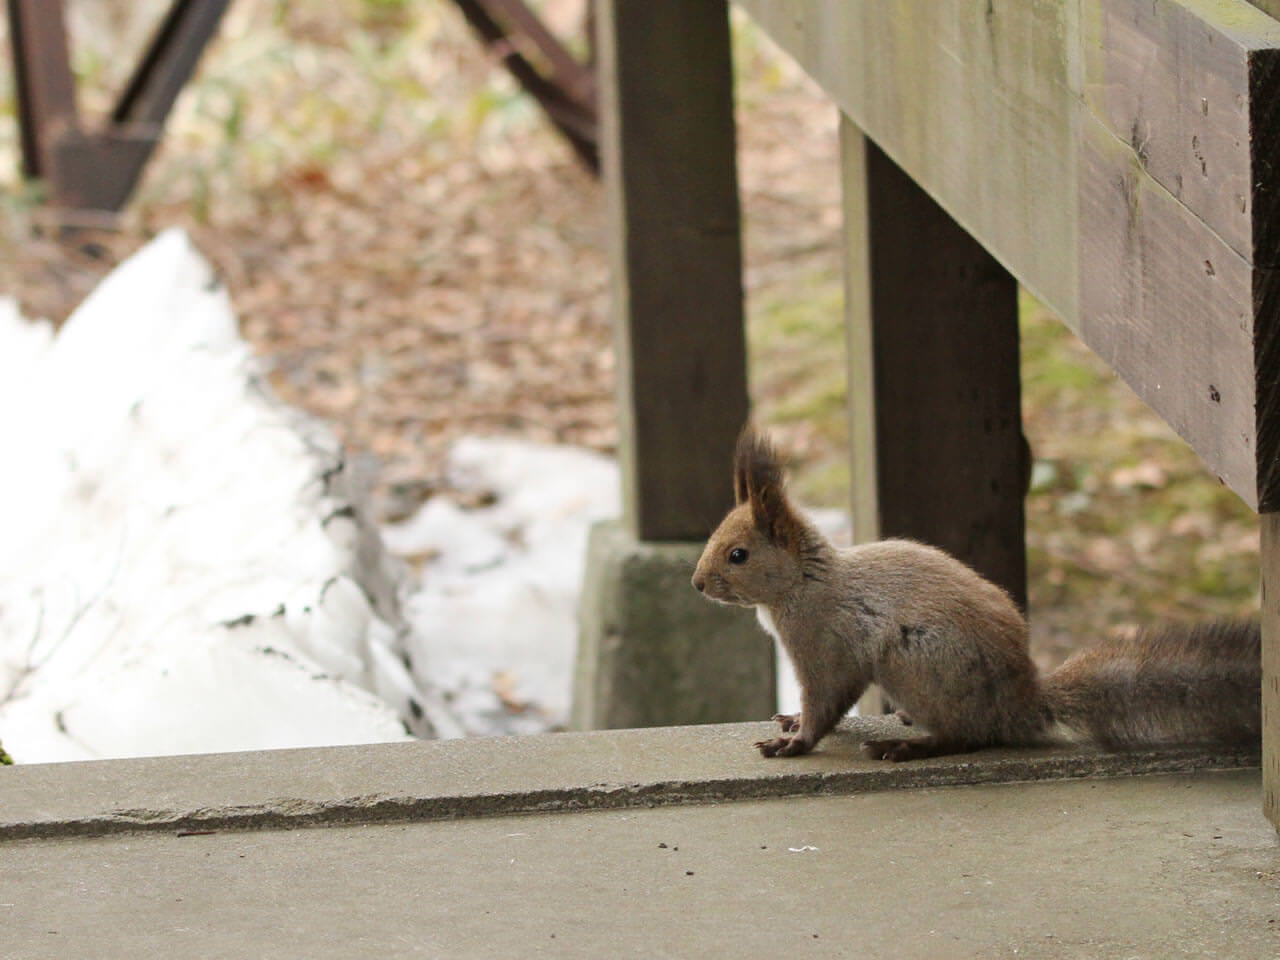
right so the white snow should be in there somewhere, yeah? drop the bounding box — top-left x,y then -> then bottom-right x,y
0,230 -> 421,762
385,437 -> 621,736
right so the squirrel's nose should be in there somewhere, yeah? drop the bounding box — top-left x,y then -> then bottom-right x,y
692,575 -> 705,593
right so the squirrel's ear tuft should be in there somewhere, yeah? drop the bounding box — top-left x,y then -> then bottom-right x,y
732,424 -> 763,505
734,425 -> 801,550
734,424 -> 781,507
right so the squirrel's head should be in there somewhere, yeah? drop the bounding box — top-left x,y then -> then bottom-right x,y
691,426 -> 809,607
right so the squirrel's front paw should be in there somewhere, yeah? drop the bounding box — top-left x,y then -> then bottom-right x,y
754,735 -> 812,758
771,713 -> 801,733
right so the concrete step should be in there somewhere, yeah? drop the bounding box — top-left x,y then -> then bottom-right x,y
1,719 -> 1275,958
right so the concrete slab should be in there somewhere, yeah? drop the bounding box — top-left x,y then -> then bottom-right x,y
3,771 -> 1277,958
0,717 -> 1261,839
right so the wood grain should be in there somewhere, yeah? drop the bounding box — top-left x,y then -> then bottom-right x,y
1084,0 -> 1280,265
1081,0 -> 1280,509
1078,112 -> 1258,503
735,0 -> 1079,320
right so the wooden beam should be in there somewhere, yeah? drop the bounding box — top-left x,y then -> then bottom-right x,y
1078,115 -> 1259,501
43,131 -> 159,214
1080,0 -> 1280,509
597,0 -> 748,541
112,0 -> 232,128
734,0 -> 1280,511
6,0 -> 231,212
842,118 -> 1027,608
842,119 -> 878,549
1084,0 -> 1280,267
451,0 -> 598,169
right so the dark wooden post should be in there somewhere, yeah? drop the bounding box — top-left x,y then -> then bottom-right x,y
841,117 -> 1027,607
1264,516 -> 1280,827
596,0 -> 749,541
573,0 -> 771,730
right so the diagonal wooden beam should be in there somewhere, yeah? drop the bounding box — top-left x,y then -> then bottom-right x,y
481,0 -> 595,105
112,0 -> 232,128
451,0 -> 598,171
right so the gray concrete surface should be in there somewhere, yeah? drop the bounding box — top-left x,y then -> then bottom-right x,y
3,770 -> 1277,959
0,717 -> 1260,839
1,722 -> 1274,958
572,519 -> 775,729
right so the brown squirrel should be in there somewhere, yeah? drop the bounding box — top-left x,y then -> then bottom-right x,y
691,427 -> 1261,761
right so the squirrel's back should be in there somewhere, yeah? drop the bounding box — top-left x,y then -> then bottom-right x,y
1043,620 -> 1261,748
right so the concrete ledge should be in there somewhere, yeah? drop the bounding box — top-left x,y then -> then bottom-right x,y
0,716 -> 1259,841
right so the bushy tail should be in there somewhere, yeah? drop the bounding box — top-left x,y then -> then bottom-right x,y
1041,620 -> 1261,749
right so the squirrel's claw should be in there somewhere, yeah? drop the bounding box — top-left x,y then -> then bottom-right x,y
771,713 -> 800,733
754,737 -> 784,757
755,734 -> 812,758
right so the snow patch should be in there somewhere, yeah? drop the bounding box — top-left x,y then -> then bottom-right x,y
0,230 -> 427,762
385,437 -> 621,736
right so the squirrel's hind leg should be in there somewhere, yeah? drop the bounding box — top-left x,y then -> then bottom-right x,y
861,735 -> 977,762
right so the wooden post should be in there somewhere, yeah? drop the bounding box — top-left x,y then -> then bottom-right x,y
1263,515 -> 1280,828
596,0 -> 748,542
841,116 -> 1027,607
573,0 -> 772,729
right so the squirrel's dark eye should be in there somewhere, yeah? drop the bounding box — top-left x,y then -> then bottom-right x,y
728,547 -> 749,565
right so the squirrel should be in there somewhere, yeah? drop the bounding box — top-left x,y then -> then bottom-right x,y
691,426 -> 1261,761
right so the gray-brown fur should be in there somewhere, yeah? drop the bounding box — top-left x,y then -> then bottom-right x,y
692,426 -> 1261,761
1043,620 -> 1260,749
